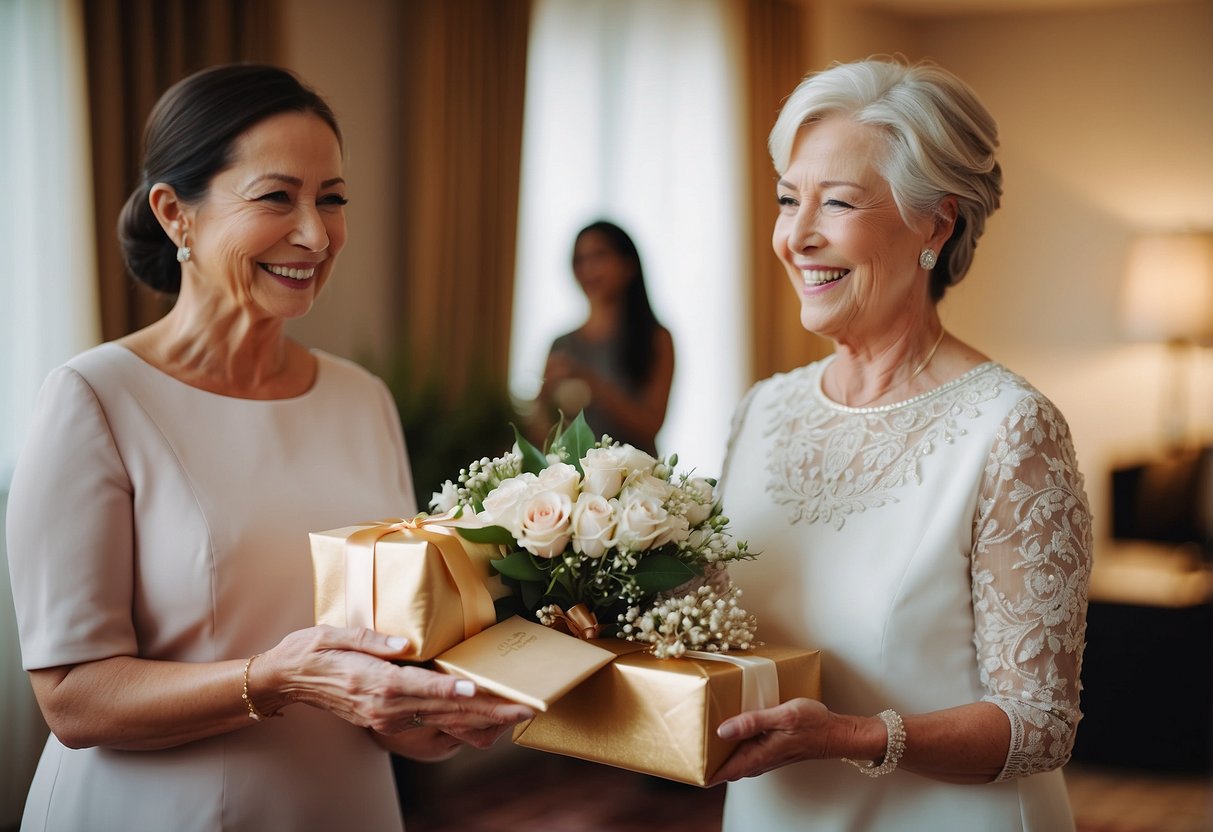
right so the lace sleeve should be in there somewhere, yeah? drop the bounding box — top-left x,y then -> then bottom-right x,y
971,392 -> 1092,781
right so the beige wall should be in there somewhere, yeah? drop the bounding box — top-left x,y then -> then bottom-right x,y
280,0 -> 402,369
806,0 -> 1213,549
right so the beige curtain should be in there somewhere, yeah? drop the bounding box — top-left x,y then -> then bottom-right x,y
394,0 -> 530,403
83,0 -> 281,341
741,0 -> 831,382
365,0 -> 531,500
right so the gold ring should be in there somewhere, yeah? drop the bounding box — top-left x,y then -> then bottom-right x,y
410,712 -> 424,729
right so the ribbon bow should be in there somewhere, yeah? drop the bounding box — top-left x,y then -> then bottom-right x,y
544,603 -> 603,640
341,511 -> 496,641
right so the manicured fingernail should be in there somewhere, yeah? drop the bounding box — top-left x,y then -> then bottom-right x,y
387,636 -> 408,650
454,680 -> 476,697
717,723 -> 739,740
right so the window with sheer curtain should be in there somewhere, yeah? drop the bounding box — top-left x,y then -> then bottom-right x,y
0,0 -> 98,820
510,0 -> 748,476
0,0 -> 100,486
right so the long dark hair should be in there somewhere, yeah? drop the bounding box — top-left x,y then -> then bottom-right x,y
574,220 -> 662,388
118,64 -> 342,294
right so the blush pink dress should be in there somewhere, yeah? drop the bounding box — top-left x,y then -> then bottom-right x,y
7,344 -> 416,832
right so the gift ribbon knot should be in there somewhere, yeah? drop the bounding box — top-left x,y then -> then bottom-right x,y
544,603 -> 603,640
341,510 -> 495,641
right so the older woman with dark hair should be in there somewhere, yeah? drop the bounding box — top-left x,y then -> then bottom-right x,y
710,59 -> 1091,830
6,64 -> 531,832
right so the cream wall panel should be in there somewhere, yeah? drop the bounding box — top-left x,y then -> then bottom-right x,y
281,0 -> 400,369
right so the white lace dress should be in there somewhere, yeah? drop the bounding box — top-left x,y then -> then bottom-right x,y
719,357 -> 1091,832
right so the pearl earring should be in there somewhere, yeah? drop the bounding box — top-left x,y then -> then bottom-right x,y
177,233 -> 191,263
918,248 -> 937,270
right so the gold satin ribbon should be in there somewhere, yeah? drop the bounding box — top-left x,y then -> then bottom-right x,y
342,512 -> 496,640
544,603 -> 603,640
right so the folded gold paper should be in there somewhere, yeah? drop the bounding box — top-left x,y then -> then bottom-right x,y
512,642 -> 821,786
434,617 -> 616,711
310,516 -> 503,661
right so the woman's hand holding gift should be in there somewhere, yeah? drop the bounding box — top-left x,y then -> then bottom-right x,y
709,698 -> 837,783
247,625 -> 534,759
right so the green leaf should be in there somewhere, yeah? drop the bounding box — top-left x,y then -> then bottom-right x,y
491,551 -> 548,582
520,580 -> 544,612
511,423 -> 548,475
556,411 -> 596,475
455,524 -> 515,545
631,554 -> 697,595
550,565 -> 577,598
493,593 -> 527,622
546,584 -> 576,607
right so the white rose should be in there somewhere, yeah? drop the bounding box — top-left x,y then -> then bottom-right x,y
620,473 -> 675,505
680,477 -> 716,526
571,493 -> 618,559
429,480 -> 460,513
536,462 -> 581,501
618,445 -> 659,476
479,472 -> 539,536
614,494 -> 685,551
580,447 -> 628,498
659,512 -> 690,548
685,525 -> 712,550
516,491 -> 573,558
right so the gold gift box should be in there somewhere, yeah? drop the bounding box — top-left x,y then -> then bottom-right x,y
512,641 -> 821,786
310,518 -> 506,661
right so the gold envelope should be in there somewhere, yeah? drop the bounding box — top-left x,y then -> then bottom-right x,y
310,519 -> 503,661
512,642 -> 821,786
434,617 -> 617,712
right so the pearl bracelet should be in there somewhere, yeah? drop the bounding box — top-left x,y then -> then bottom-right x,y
843,709 -> 906,777
241,653 -> 280,722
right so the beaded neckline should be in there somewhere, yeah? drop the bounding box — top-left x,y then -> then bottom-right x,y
813,357 -> 998,414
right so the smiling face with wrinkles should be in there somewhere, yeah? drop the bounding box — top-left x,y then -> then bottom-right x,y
772,115 -> 937,347
178,110 -> 348,322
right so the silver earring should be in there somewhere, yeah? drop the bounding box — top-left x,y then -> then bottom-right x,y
918,248 -> 937,270
176,233 -> 191,263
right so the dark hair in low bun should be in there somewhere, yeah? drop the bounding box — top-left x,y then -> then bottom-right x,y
118,63 -> 342,294
118,183 -> 178,293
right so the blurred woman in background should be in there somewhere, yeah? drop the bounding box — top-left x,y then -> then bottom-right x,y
532,220 -> 674,454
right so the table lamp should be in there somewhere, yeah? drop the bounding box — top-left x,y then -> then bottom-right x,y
1120,230 -> 1213,450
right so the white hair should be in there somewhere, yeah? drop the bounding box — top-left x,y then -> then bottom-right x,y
769,58 -> 1002,297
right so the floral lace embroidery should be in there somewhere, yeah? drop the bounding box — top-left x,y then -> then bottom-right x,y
763,362 -> 1004,529
761,361 -> 1091,779
973,393 -> 1091,780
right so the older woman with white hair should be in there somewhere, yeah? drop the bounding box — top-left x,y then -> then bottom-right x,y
709,59 -> 1091,830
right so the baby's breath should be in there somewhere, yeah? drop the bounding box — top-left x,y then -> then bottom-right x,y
618,582 -> 759,659
430,450 -> 523,512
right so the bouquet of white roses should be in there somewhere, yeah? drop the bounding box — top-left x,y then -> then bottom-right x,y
430,413 -> 757,656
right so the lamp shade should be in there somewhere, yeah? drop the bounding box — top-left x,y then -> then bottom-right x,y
1121,231 -> 1213,342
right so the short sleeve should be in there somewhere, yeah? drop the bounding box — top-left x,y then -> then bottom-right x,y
6,366 -> 138,669
971,392 -> 1092,780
